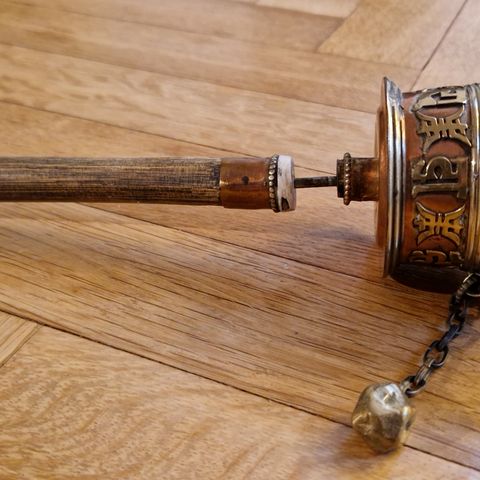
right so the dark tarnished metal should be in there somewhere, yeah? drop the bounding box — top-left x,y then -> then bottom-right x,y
294,175 -> 337,188
401,272 -> 480,397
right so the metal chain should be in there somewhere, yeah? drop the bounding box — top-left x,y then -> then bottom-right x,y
401,272 -> 480,397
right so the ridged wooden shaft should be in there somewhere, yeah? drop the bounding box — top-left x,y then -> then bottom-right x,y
0,156 -> 277,209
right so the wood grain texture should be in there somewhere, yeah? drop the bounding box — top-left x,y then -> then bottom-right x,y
0,44 -> 377,172
415,0 -> 476,89
8,0 -> 342,52
0,202 -> 477,468
1,326 -> 477,480
318,0 -> 465,69
0,2 -> 417,112
0,312 -> 38,366
258,0 -> 360,18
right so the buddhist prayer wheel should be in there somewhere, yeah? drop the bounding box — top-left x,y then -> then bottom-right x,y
338,78 -> 480,277
2,77 -> 480,453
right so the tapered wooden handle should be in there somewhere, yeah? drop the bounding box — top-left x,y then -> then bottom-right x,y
0,156 -> 296,211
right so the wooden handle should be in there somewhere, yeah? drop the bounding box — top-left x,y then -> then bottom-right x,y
0,156 -> 296,211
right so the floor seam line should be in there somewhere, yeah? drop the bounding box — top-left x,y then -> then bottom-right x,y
0,321 -> 41,369
0,42 -> 387,115
0,99 -> 332,175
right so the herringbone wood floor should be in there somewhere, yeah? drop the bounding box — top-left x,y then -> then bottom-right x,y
0,0 -> 479,478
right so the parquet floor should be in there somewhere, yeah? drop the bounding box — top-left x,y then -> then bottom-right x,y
0,1 -> 479,478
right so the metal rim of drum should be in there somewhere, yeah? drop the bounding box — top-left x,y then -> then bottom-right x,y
383,77 -> 406,276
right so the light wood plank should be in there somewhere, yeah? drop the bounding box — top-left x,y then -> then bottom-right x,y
0,202 -> 477,466
0,1 -> 417,112
9,0 -> 341,52
0,43 -> 378,172
258,0 -> 360,18
92,193 -> 381,279
1,326 -> 476,479
0,102 -> 381,280
0,312 -> 38,366
319,0 -> 465,69
415,0 -> 476,89
0,103 -> 222,158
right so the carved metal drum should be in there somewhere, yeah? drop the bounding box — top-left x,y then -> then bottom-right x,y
336,78 -> 480,277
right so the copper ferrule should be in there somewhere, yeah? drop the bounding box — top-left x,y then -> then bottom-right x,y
336,154 -> 379,205
219,157 -> 271,209
219,155 -> 296,212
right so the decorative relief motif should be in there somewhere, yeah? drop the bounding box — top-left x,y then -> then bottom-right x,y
413,86 -> 470,153
412,87 -> 467,112
413,202 -> 465,247
417,107 -> 471,153
407,86 -> 470,266
411,156 -> 466,198
408,249 -> 462,266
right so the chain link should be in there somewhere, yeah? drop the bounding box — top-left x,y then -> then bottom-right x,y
401,273 -> 480,397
